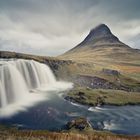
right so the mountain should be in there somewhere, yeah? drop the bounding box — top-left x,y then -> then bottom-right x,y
59,24 -> 139,68
58,24 -> 140,82
68,24 -> 129,53
60,23 -> 135,56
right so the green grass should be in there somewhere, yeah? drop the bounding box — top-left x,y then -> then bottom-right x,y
66,87 -> 140,106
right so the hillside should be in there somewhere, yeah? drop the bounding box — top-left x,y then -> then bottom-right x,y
57,24 -> 140,91
59,24 -> 140,75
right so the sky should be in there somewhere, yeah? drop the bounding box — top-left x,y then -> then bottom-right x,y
0,0 -> 140,56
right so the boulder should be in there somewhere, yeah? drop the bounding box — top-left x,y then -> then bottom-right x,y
66,117 -> 92,131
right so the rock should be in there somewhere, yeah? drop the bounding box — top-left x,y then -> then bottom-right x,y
78,91 -> 85,96
74,75 -> 133,92
96,96 -> 105,106
86,87 -> 91,90
102,68 -> 120,76
64,96 -> 74,102
66,117 -> 92,131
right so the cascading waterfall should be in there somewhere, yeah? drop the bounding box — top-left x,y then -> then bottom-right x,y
0,59 -> 72,117
0,63 -> 29,108
14,59 -> 56,89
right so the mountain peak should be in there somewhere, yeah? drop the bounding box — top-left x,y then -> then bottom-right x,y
79,23 -> 120,46
90,24 -> 112,37
63,24 -> 130,55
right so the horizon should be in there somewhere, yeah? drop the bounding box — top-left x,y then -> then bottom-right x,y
0,0 -> 140,56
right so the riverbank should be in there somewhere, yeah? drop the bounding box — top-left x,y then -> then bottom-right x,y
64,87 -> 140,106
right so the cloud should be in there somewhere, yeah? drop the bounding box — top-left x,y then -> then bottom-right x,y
0,0 -> 139,56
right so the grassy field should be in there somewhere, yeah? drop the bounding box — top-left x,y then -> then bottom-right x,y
66,87 -> 140,106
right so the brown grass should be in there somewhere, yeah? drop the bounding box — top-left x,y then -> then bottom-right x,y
0,130 -> 140,140
114,65 -> 140,73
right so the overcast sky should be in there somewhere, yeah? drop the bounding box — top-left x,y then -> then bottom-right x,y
0,0 -> 140,56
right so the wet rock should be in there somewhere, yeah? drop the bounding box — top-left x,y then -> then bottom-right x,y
96,96 -> 105,106
66,117 -> 92,131
78,91 -> 85,96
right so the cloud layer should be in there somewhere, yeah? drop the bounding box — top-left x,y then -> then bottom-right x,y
0,0 -> 140,56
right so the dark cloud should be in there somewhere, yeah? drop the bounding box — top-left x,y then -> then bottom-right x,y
0,0 -> 139,56
98,0 -> 140,20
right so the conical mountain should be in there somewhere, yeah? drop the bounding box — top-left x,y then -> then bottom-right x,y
65,24 -> 129,54
77,24 -> 120,46
59,24 -> 140,63
58,24 -> 140,89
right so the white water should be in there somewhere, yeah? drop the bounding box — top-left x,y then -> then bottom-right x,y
0,59 -> 72,117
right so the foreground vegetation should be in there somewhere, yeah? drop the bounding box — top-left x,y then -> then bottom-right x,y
0,125 -> 140,140
65,87 -> 140,106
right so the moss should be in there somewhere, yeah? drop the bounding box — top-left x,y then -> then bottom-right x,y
66,87 -> 140,106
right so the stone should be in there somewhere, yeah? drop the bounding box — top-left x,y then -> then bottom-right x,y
66,117 -> 92,131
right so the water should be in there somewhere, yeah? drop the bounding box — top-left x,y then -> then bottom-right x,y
0,59 -> 140,135
0,59 -> 72,117
0,92 -> 140,135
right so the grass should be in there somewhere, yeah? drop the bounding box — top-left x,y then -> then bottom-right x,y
0,124 -> 140,140
59,46 -> 140,80
66,87 -> 140,106
0,50 -> 52,62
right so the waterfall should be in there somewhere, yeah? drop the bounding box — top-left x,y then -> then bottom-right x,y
0,59 -> 72,112
14,59 -> 56,89
0,63 -> 29,108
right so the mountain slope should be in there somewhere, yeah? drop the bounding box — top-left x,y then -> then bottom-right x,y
67,24 -> 129,53
59,24 -> 140,75
60,24 -> 138,58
